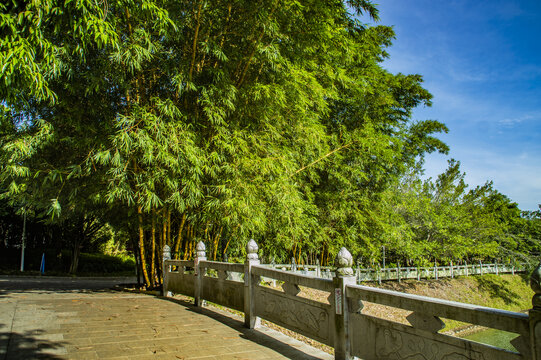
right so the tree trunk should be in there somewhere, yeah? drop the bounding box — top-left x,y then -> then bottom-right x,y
157,210 -> 165,285
167,209 -> 171,247
69,241 -> 81,274
151,209 -> 156,287
162,210 -> 167,251
137,206 -> 151,287
173,213 -> 186,259
131,236 -> 141,288
212,227 -> 222,261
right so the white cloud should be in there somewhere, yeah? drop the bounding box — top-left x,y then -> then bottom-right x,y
498,112 -> 541,128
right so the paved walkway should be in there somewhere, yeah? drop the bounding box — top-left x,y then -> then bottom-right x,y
0,276 -> 332,359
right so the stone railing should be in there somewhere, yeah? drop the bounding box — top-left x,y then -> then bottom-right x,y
162,241 -> 541,360
354,263 -> 524,283
264,261 -> 525,284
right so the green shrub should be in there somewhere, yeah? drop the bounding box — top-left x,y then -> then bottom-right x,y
0,248 -> 135,275
76,252 -> 135,274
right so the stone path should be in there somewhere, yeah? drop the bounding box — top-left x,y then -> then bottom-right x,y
0,276 -> 332,359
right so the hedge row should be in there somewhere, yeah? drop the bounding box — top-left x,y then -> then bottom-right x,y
0,248 -> 135,274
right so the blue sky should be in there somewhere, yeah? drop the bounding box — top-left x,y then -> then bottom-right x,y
370,0 -> 541,211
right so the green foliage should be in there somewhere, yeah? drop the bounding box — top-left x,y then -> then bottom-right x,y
0,245 -> 134,275
380,160 -> 539,266
75,252 -> 135,274
2,0 -> 536,284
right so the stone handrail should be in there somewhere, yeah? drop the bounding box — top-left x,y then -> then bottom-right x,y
252,265 -> 334,292
347,284 -> 529,336
162,242 -> 541,360
164,259 -> 194,267
199,260 -> 244,274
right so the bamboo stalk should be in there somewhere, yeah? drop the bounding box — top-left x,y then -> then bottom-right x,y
174,213 -> 187,259
222,225 -> 238,256
167,209 -> 171,247
151,209 -> 156,287
188,0 -> 203,82
236,0 -> 278,88
162,209 -> 167,250
137,206 -> 151,287
212,226 -> 223,261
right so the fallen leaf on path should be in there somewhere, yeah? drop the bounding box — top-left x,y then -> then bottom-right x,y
76,346 -> 93,350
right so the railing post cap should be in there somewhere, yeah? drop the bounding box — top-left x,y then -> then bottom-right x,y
246,239 -> 259,260
163,245 -> 171,260
335,247 -> 354,276
531,263 -> 541,308
196,241 -> 206,259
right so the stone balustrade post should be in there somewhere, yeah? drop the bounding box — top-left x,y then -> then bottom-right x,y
194,241 -> 206,307
529,264 -> 541,360
333,247 -> 355,360
224,253 -> 233,281
316,258 -> 321,278
162,245 -> 172,297
244,239 -> 261,329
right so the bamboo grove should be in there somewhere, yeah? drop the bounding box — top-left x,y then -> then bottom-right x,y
1,0 -> 539,287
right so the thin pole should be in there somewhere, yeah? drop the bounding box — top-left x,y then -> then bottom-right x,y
20,211 -> 27,272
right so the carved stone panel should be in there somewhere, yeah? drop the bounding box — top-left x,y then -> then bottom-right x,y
407,311 -> 445,333
349,313 -> 521,360
254,286 -> 333,346
282,282 -> 301,296
510,335 -> 530,358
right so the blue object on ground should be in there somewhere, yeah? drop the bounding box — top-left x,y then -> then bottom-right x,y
40,253 -> 45,274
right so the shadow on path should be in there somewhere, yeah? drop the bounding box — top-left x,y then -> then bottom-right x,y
0,276 -> 136,298
161,296 -> 329,360
0,324 -> 66,360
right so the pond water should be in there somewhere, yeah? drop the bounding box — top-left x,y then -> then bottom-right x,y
462,328 -> 518,352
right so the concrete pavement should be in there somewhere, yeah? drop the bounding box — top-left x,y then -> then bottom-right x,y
0,276 -> 332,359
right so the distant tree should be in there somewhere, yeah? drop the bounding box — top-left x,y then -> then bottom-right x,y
381,159 -> 539,266
520,207 -> 541,260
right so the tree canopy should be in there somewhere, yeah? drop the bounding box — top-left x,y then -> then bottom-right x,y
1,0 -> 537,285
